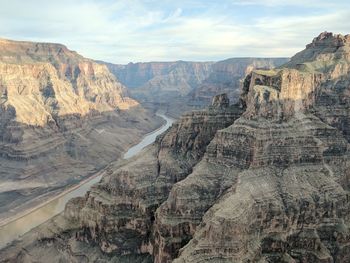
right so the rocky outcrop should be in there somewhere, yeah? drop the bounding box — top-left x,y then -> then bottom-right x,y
189,57 -> 289,107
0,38 -> 161,224
0,94 -> 242,262
170,32 -> 350,262
62,95 -> 242,256
0,38 -> 139,126
284,32 -> 350,143
210,93 -> 230,109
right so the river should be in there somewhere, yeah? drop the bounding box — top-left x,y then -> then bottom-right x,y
0,112 -> 174,249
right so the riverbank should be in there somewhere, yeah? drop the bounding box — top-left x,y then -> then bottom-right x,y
0,112 -> 174,249
0,172 -> 102,228
0,113 -> 167,228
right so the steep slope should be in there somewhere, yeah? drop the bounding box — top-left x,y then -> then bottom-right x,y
189,57 -> 289,106
106,61 -> 213,93
0,94 -> 243,262
170,32 -> 350,262
104,61 -> 214,117
0,38 -> 161,225
2,32 -> 350,263
104,58 -> 288,117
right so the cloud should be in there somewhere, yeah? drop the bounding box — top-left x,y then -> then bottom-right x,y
0,0 -> 349,63
230,0 -> 339,7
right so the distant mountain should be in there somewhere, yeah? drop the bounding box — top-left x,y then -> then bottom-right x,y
101,58 -> 288,117
0,38 -> 161,223
105,61 -> 213,91
189,57 -> 289,106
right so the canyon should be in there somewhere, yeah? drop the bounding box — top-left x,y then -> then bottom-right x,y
1,31 -> 350,263
0,38 -> 162,228
103,58 -> 288,117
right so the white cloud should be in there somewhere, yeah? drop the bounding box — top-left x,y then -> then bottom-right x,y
0,0 -> 349,63
230,0 -> 339,7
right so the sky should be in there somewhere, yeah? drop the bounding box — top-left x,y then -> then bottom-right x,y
0,0 -> 349,64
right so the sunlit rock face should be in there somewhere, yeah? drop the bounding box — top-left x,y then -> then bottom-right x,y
0,38 -> 139,126
190,57 -> 289,107
2,32 -> 350,263
0,38 -> 160,224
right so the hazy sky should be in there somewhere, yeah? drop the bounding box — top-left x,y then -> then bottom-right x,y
0,0 -> 349,63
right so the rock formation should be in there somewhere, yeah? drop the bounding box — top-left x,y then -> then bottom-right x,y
2,32 -> 350,263
0,38 -> 161,225
0,94 -> 243,262
105,61 -> 213,93
102,61 -> 214,117
102,58 -> 288,117
169,32 -> 350,262
63,93 -> 242,257
189,57 -> 289,107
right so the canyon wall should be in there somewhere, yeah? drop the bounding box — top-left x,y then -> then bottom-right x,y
189,57 -> 289,107
0,38 -> 161,224
102,58 -> 288,117
2,32 -> 350,263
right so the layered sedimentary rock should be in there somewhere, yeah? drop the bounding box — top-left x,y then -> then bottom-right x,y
103,58 -> 288,117
284,32 -> 350,142
189,57 -> 289,107
63,94 -> 242,255
168,32 -> 350,262
0,38 -> 160,224
105,61 -> 213,93
2,32 -> 350,263
103,61 -> 213,116
0,94 -> 242,262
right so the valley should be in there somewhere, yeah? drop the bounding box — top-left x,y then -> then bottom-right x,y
0,112 -> 174,249
0,38 -> 163,230
1,31 -> 350,263
102,58 -> 288,117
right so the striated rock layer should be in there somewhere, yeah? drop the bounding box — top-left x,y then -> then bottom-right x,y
0,94 -> 242,262
2,32 -> 350,263
171,32 -> 350,263
102,58 -> 288,118
189,57 -> 289,107
102,61 -> 214,117
0,38 -> 161,224
63,94 -> 243,256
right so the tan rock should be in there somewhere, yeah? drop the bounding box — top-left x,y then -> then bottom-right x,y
0,38 -> 160,224
2,32 -> 350,263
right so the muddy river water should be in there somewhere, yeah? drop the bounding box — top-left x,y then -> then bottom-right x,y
0,113 -> 174,248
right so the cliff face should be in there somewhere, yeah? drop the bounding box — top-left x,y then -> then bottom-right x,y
170,32 -> 350,262
189,57 -> 289,106
63,94 -> 242,256
0,38 -> 160,224
2,32 -> 350,263
0,94 -> 243,262
103,58 -> 288,118
0,39 -> 138,126
103,61 -> 214,117
84,32 -> 350,262
106,61 -> 213,92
